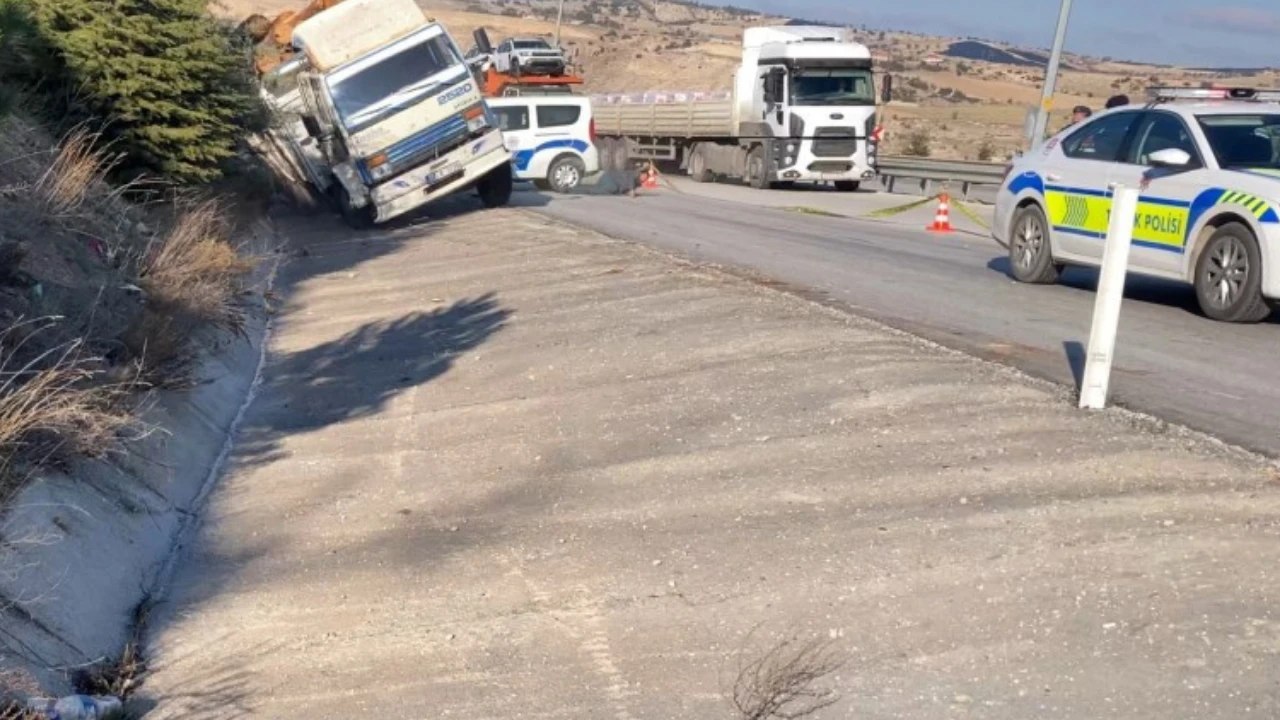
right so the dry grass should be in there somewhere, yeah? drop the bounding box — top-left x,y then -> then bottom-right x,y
32,125 -> 122,219
126,199 -> 255,388
0,320 -> 143,495
731,630 -> 847,720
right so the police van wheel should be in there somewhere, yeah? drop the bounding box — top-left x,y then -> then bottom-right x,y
477,163 -> 514,209
548,155 -> 586,193
1193,222 -> 1272,323
1008,203 -> 1059,284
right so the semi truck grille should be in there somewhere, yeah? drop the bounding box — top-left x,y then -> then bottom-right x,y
812,128 -> 858,158
808,161 -> 852,173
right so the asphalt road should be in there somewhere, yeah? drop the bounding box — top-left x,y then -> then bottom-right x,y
526,183 -> 1280,457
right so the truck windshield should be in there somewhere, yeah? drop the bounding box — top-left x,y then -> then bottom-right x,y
327,30 -> 466,133
791,68 -> 875,106
1197,114 -> 1280,170
514,40 -> 551,49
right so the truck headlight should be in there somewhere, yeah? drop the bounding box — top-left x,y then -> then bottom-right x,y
366,152 -> 393,181
786,142 -> 796,154
464,105 -> 488,132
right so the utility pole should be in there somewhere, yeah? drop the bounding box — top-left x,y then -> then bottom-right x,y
555,0 -> 565,46
1030,0 -> 1073,146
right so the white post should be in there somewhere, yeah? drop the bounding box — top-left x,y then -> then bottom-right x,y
555,0 -> 565,46
1079,185 -> 1139,410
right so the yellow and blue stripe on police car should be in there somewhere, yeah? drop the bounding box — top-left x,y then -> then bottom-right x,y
1007,172 -> 1279,254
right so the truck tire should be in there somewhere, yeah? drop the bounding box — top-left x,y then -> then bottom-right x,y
746,146 -> 769,190
689,146 -> 712,183
835,181 -> 860,192
477,162 -> 514,208
611,139 -> 629,173
332,182 -> 374,229
597,139 -> 616,172
1193,222 -> 1272,323
548,154 -> 586,193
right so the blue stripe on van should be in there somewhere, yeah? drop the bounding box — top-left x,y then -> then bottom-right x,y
513,139 -> 591,172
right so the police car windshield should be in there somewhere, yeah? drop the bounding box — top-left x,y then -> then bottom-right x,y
1198,114 -> 1280,170
327,31 -> 465,133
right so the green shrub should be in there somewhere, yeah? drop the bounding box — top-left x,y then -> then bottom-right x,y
25,0 -> 264,185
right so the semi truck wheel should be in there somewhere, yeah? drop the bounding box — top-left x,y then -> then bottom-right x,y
477,162 -> 514,208
746,146 -> 769,190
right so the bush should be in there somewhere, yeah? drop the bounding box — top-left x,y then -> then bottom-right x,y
24,0 -> 265,185
905,128 -> 932,157
125,199 -> 254,388
977,138 -> 995,162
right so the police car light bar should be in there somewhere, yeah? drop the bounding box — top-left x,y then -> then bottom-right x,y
1147,86 -> 1280,103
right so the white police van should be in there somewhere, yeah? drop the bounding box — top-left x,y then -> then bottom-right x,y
994,86 -> 1280,323
488,95 -> 600,193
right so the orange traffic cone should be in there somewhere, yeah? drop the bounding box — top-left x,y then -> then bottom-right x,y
641,160 -> 659,189
926,192 -> 954,233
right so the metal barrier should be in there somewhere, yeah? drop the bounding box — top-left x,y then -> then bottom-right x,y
875,157 -> 1007,203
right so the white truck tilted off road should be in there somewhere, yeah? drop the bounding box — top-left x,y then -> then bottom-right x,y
592,26 -> 889,191
258,0 -> 513,227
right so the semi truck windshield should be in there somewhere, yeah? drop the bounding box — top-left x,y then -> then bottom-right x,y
791,68 -> 875,106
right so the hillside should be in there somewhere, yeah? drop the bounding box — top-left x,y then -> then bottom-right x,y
215,0 -> 1280,161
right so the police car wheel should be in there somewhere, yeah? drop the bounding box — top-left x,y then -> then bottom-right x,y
1008,204 -> 1059,284
1194,223 -> 1271,323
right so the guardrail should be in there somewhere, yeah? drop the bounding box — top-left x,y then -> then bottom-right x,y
875,156 -> 1007,203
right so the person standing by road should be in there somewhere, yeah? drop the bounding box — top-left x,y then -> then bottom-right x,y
1105,94 -> 1130,109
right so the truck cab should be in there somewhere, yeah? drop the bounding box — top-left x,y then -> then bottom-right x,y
735,26 -> 879,189
263,0 -> 512,227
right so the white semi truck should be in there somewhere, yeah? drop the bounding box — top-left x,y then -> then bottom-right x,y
592,26 -> 890,191
258,0 -> 513,227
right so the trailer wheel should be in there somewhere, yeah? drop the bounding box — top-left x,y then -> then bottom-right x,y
611,140 -> 630,174
597,139 -> 616,172
689,145 -> 712,183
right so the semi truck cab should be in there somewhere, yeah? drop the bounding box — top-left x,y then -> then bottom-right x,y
735,27 -> 880,188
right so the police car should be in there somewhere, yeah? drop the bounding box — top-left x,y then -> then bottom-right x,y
993,87 -> 1280,323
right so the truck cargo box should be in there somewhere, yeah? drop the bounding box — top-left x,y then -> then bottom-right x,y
293,0 -> 431,72
592,93 -> 735,139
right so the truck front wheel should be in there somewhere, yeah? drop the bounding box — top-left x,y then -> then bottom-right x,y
746,146 -> 769,190
332,182 -> 374,229
477,162 -> 514,208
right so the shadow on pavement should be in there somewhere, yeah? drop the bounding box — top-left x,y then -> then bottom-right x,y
237,294 -> 512,468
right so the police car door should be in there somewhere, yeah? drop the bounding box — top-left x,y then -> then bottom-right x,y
1106,110 -> 1206,277
1043,110 -> 1144,261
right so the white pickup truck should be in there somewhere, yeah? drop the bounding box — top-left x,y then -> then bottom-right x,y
260,0 -> 513,227
593,26 -> 890,191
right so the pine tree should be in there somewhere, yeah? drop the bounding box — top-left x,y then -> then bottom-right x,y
29,0 -> 261,184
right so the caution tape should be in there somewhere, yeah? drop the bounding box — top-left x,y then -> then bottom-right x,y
950,197 -> 991,230
861,195 -> 938,219
861,191 -> 992,231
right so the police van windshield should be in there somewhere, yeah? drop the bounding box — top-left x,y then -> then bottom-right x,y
791,68 -> 875,106
1198,114 -> 1280,170
327,29 -> 466,133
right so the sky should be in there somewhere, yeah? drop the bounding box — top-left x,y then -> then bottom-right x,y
700,0 -> 1278,69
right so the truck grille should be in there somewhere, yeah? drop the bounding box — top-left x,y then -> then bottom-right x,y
812,128 -> 858,158
808,161 -> 852,173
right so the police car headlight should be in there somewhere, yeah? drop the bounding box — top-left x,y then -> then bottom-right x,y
367,153 -> 393,180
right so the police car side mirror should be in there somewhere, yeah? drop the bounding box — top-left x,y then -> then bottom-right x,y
1149,148 -> 1191,168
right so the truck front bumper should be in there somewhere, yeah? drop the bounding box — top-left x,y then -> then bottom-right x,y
370,129 -> 510,223
774,142 -> 876,184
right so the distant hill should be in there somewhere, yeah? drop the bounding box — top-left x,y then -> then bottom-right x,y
944,40 -> 1072,70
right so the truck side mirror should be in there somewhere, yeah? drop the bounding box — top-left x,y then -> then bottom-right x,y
763,68 -> 785,104
881,74 -> 894,104
301,115 -> 324,139
473,27 -> 493,56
